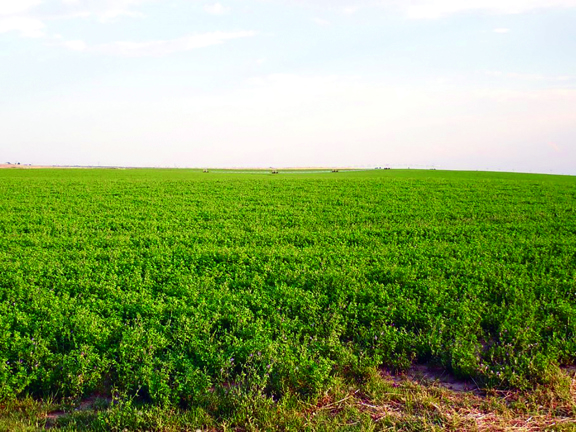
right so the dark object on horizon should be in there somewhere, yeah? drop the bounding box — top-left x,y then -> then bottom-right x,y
271,170 -> 279,174
332,169 -> 339,173
203,169 -> 209,173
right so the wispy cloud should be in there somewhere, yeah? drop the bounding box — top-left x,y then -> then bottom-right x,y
52,0 -> 152,22
312,17 -> 330,26
76,31 -> 257,57
0,0 -> 152,38
204,3 -> 231,15
0,0 -> 42,16
282,0 -> 576,18
547,141 -> 561,153
484,70 -> 575,82
61,39 -> 87,51
342,6 -> 359,14
0,0 -> 44,37
403,0 -> 576,19
0,16 -> 44,37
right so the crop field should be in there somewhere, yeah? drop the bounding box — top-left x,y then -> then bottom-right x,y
1,168 -> 575,430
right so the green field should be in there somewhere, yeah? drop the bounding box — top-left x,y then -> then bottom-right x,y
1,168 -> 575,429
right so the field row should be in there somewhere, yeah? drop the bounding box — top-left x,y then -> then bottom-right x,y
1,169 -> 575,406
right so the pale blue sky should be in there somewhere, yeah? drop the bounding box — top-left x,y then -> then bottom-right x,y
1,0 -> 575,173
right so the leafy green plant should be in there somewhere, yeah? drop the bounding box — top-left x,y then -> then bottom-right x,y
0,168 -> 574,415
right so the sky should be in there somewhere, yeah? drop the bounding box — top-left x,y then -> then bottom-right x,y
1,0 -> 575,174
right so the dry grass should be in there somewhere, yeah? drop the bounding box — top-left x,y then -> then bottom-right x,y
2,366 -> 575,431
298,366 -> 576,431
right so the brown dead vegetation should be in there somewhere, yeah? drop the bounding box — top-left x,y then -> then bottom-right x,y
301,365 -> 576,431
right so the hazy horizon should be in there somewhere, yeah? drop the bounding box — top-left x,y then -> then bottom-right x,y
2,0 -> 576,175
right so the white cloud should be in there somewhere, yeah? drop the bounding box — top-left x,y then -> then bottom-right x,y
484,70 -> 575,82
204,2 -> 231,15
547,141 -> 561,153
43,0 -> 152,22
62,39 -> 86,51
342,6 -> 359,14
506,72 -> 573,82
86,31 -> 257,57
402,0 -> 576,19
0,0 -> 42,16
283,0 -> 576,18
0,0 -> 44,37
493,28 -> 510,33
312,17 -> 330,26
0,0 -> 150,39
0,16 -> 44,37
98,9 -> 145,22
